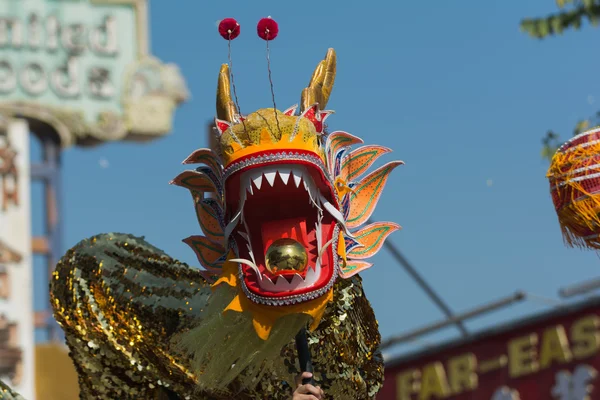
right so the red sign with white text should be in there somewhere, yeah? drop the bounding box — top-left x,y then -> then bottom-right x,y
378,299 -> 600,400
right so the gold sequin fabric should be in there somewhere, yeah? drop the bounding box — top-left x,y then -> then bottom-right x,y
0,380 -> 25,400
50,233 -> 383,399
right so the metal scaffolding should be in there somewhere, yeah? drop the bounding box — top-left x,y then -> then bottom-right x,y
29,126 -> 63,342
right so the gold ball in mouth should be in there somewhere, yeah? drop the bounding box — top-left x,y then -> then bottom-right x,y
265,238 -> 308,273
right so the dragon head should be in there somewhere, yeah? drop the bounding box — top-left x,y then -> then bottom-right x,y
220,105 -> 342,306
172,48 -> 402,340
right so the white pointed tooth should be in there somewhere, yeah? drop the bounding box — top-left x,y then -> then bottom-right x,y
292,172 -> 302,188
238,231 -> 250,242
264,171 -> 277,186
303,180 -> 314,201
302,176 -> 322,211
247,180 -> 254,195
240,189 -> 247,209
303,179 -> 310,192
302,173 -> 311,190
253,175 -> 263,190
279,170 -> 291,185
304,264 -> 315,283
260,275 -> 278,291
242,217 -> 254,252
315,221 -> 322,251
311,189 -> 321,210
246,244 -> 257,266
305,260 -> 320,287
292,165 -> 308,177
224,211 -> 241,240
275,275 -> 291,290
240,179 -> 248,197
290,273 -> 304,289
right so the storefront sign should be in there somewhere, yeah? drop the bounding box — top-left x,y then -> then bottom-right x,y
379,300 -> 600,399
0,0 -> 188,147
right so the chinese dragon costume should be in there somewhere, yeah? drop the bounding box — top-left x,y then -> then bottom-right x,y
3,18 -> 403,400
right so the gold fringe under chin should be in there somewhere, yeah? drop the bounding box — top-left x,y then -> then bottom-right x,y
557,197 -> 600,249
173,284 -> 310,393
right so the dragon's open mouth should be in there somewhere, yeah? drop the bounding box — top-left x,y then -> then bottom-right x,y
225,161 -> 344,301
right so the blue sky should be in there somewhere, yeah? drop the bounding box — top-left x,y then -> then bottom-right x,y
32,0 -> 600,355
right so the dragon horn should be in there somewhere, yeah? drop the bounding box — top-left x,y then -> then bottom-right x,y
216,64 -> 238,122
300,48 -> 337,112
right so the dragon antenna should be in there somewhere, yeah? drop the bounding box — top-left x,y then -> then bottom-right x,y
217,18 -> 244,123
257,16 -> 282,134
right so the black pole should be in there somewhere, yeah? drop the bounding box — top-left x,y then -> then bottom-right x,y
371,217 -> 470,338
295,327 -> 314,385
380,291 -> 525,350
559,277 -> 600,298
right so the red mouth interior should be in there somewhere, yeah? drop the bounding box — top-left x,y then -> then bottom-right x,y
227,165 -> 337,298
261,217 -> 313,272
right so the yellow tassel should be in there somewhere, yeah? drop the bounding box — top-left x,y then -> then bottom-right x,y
172,284 -> 309,392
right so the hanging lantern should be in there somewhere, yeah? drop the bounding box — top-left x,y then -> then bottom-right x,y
548,127 -> 600,249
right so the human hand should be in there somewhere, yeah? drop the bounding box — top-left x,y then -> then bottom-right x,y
292,372 -> 324,400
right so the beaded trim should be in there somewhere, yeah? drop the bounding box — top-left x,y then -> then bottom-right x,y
224,151 -> 324,180
238,224 -> 340,306
222,151 -> 341,205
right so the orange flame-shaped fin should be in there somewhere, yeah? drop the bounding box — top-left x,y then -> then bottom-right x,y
182,148 -> 223,177
183,236 -> 226,273
194,198 -> 225,245
341,145 -> 391,182
346,222 -> 401,260
346,161 -> 404,229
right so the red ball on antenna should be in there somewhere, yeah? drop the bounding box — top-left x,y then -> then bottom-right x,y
218,18 -> 240,40
257,17 -> 278,40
